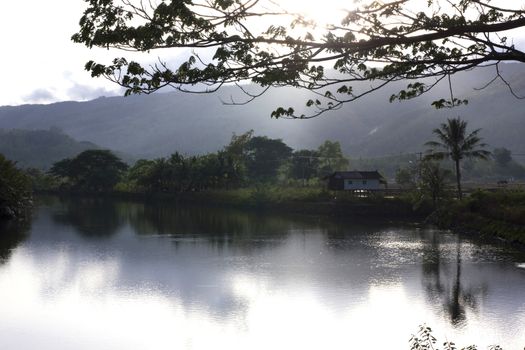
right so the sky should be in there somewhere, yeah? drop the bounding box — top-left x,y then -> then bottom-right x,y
0,1 -> 121,106
0,0 -> 523,107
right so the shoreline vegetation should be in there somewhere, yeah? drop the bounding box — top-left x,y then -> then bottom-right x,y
38,186 -> 430,219
0,154 -> 32,220
35,186 -> 525,248
2,129 -> 524,247
428,190 -> 525,246
1,146 -> 522,349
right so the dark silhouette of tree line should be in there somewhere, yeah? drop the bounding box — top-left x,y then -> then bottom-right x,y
47,131 -> 350,193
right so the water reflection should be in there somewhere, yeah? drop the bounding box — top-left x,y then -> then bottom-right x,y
0,196 -> 524,349
51,196 -> 124,238
420,232 -> 489,328
0,220 -> 30,264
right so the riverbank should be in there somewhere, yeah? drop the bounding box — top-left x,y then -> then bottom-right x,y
37,187 -> 525,245
39,186 -> 431,221
428,190 -> 525,246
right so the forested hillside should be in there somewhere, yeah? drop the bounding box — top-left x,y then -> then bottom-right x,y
0,63 -> 524,160
0,128 -> 99,169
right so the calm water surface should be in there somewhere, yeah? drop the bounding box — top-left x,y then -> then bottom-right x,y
1,196 -> 525,349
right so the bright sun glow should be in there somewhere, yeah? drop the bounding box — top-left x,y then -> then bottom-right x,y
282,0 -> 350,29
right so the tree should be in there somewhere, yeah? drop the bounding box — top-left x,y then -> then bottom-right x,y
425,117 -> 490,200
395,166 -> 417,189
419,161 -> 451,207
0,154 -> 31,219
245,136 -> 292,182
73,0 -> 525,118
493,147 -> 512,167
49,150 -> 128,192
126,158 -> 158,191
126,151 -> 245,192
222,130 -> 254,185
317,140 -> 349,177
289,149 -> 320,184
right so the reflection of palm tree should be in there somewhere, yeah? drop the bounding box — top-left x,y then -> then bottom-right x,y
420,232 -> 485,328
425,117 -> 490,200
448,238 -> 465,326
421,231 -> 445,299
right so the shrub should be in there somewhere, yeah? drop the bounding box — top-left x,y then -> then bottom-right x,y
0,154 -> 32,219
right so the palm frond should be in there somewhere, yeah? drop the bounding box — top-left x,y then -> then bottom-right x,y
424,141 -> 444,148
424,152 -> 448,161
464,149 -> 492,160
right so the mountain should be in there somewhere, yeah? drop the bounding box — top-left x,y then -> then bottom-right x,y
1,63 -> 524,160
0,128 -> 100,169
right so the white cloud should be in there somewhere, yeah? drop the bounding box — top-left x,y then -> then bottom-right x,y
23,89 -> 57,104
66,83 -> 121,101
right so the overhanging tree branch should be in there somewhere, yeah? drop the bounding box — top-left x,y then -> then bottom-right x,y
73,0 -> 525,118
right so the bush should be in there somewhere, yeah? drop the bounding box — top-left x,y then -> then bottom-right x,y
0,154 -> 32,219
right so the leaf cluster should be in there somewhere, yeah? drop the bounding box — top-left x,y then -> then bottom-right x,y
73,0 -> 525,117
0,154 -> 32,219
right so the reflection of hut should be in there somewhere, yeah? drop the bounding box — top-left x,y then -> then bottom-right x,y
325,171 -> 387,191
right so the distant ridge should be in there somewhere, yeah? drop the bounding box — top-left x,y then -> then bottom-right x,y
0,128 -> 100,169
1,63 -> 524,159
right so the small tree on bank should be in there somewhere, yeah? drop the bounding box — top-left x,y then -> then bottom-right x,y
425,117 -> 490,200
419,161 -> 452,207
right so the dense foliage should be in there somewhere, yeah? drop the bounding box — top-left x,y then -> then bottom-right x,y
42,129 -> 525,197
119,132 -> 349,193
419,161 -> 453,207
0,154 -> 31,219
430,190 -> 525,245
49,150 -> 128,192
73,0 -> 525,117
245,136 -> 293,182
123,151 -> 242,192
46,133 -> 351,194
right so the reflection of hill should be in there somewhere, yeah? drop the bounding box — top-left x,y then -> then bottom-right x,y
0,220 -> 30,264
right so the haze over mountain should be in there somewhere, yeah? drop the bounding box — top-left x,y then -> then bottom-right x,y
0,128 -> 99,169
1,63 -> 524,160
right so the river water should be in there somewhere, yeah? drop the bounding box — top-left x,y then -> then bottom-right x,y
1,196 -> 524,349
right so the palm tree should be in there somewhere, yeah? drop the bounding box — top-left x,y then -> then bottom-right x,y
425,117 -> 490,200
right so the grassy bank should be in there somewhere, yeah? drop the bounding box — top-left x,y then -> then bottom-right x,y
39,185 -> 429,220
113,187 -> 525,246
39,185 -> 525,244
70,185 -> 430,220
429,190 -> 525,245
